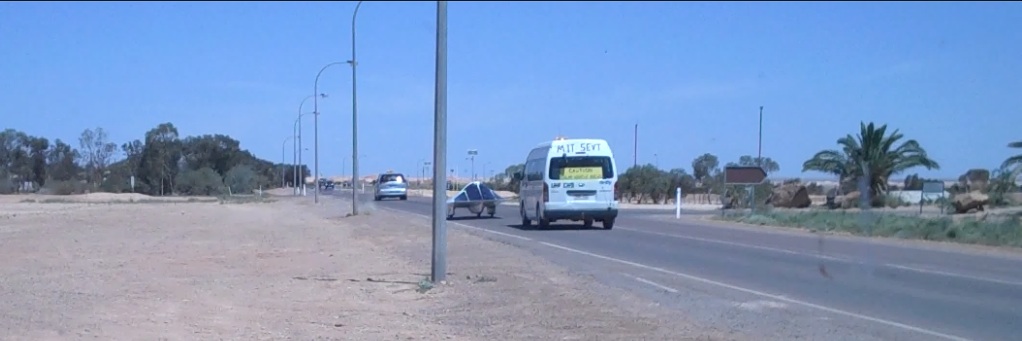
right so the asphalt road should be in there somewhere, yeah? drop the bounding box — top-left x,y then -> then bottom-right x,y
330,190 -> 1022,340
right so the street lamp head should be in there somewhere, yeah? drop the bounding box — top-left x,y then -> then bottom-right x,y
319,93 -> 329,98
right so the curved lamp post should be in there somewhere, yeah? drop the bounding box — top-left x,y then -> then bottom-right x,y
347,0 -> 365,214
296,94 -> 324,196
313,63 -> 344,204
292,109 -> 317,196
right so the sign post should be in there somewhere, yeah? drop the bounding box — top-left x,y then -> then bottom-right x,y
467,149 -> 478,181
675,187 -> 682,219
921,181 -> 945,215
723,166 -> 768,214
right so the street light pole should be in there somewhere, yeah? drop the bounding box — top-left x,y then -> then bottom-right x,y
431,0 -> 448,284
297,94 -> 320,196
293,118 -> 298,193
314,63 -> 344,204
349,0 -> 364,215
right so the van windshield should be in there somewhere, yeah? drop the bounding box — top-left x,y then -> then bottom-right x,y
548,156 -> 614,180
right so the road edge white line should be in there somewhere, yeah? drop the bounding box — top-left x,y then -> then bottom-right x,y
539,241 -> 970,341
617,226 -> 1022,288
617,226 -> 851,262
884,263 -> 1022,287
628,274 -> 679,293
382,208 -> 532,241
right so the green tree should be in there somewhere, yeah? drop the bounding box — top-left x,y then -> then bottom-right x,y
78,127 -> 118,185
139,123 -> 182,195
26,136 -> 50,186
47,139 -> 79,182
497,163 -> 525,192
691,153 -> 720,203
802,122 -> 940,200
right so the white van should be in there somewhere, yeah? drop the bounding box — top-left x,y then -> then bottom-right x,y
513,137 -> 619,229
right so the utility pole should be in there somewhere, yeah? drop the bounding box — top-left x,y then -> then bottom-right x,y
758,106 -> 763,165
349,0 -> 365,215
633,123 -> 638,169
431,0 -> 448,284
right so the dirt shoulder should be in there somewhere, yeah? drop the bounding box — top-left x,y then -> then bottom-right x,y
345,204 -> 740,340
0,195 -> 735,340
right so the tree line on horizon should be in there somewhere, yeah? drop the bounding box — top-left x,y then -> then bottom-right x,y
0,123 -> 309,196
4,121 -> 1019,205
486,121 -> 1022,207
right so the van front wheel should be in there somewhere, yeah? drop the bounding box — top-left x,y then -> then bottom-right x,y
536,203 -> 549,228
520,204 -> 531,227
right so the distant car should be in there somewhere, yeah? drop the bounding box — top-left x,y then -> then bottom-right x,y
317,178 -> 335,190
374,172 -> 408,201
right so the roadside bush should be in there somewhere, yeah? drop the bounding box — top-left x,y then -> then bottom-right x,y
100,172 -> 134,193
882,194 -> 909,209
175,167 -> 225,196
224,165 -> 258,194
0,177 -> 15,194
41,179 -> 88,195
718,210 -> 1022,247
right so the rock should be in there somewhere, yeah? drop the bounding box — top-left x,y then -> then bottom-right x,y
839,190 -> 888,208
720,193 -> 740,209
840,191 -> 860,209
951,191 -> 989,214
963,169 -> 990,192
769,184 -> 811,208
824,188 -> 840,209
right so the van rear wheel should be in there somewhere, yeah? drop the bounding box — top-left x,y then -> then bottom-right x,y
583,218 -> 594,228
602,218 -> 615,230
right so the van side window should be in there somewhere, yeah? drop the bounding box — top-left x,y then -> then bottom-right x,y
525,158 -> 544,181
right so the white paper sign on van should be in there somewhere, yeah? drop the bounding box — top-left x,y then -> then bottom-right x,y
555,142 -> 602,154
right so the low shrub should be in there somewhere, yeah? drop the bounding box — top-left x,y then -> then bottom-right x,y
717,210 -> 1022,248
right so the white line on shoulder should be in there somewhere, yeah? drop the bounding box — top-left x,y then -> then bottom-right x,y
540,241 -> 970,341
384,208 -> 532,241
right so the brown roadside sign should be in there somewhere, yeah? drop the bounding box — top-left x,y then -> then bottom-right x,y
724,166 -> 768,185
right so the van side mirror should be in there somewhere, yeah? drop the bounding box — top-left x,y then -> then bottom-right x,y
512,172 -> 523,181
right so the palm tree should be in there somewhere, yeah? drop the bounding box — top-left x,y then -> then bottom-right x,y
802,122 -> 940,197
1002,141 -> 1022,170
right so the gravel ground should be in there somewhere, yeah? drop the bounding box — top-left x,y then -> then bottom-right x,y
0,193 -> 737,340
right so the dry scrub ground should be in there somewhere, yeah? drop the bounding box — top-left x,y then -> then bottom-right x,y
0,194 -> 732,341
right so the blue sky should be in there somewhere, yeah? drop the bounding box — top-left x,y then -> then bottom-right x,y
1,1 -> 1020,180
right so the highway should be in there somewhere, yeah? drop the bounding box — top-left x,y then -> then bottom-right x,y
329,189 -> 1022,340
